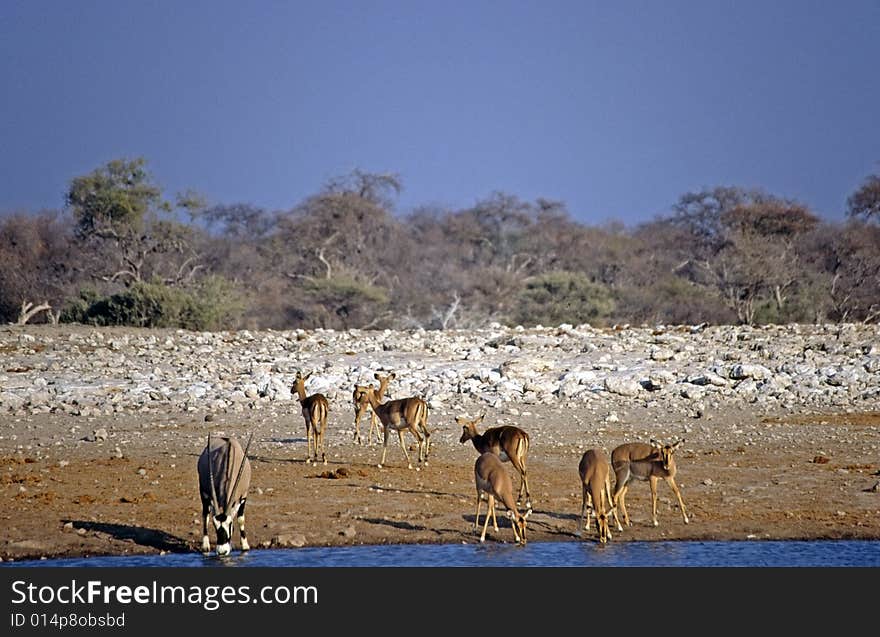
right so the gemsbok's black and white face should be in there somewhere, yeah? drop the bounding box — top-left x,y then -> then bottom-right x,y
210,502 -> 244,557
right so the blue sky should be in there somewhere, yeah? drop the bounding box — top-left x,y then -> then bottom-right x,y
1,1 -> 878,225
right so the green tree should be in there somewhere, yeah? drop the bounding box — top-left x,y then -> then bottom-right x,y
66,158 -> 201,286
513,271 -> 615,326
62,276 -> 244,330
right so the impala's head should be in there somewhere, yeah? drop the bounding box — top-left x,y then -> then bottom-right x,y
353,384 -> 373,406
373,372 -> 395,396
650,439 -> 684,471
292,371 -> 312,394
509,507 -> 532,546
595,506 -> 616,544
456,414 -> 484,443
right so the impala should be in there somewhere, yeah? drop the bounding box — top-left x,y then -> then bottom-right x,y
457,414 -> 532,510
352,372 -> 393,446
197,433 -> 253,556
577,448 -> 622,543
611,439 -> 689,527
355,383 -> 429,469
473,452 -> 531,545
293,371 -> 330,465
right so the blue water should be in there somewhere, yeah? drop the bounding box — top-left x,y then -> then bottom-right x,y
5,540 -> 880,567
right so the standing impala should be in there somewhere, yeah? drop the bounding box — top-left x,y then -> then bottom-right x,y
457,414 -> 532,510
611,439 -> 689,527
355,383 -> 428,469
577,448 -> 622,543
352,372 -> 394,446
293,371 -> 330,465
473,452 -> 531,545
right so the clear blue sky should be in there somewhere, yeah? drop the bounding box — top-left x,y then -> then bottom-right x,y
1,0 -> 878,225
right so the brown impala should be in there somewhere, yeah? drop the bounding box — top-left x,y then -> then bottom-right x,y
457,413 -> 532,510
473,452 -> 531,545
577,448 -> 622,543
352,372 -> 394,446
611,439 -> 689,527
292,371 -> 330,465
355,383 -> 429,469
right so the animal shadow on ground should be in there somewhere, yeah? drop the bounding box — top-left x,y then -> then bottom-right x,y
360,517 -> 461,537
63,520 -> 191,553
461,510 -> 576,538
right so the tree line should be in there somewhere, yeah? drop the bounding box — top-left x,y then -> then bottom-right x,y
2,158 -> 879,330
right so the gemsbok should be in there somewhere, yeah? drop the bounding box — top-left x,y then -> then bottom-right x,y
611,439 -> 689,527
352,372 -> 394,446
457,414 -> 532,510
293,371 -> 330,465
577,448 -> 622,544
197,433 -> 253,556
354,383 -> 428,469
473,452 -> 531,545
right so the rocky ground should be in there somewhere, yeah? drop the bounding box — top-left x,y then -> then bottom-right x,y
1,322 -> 879,562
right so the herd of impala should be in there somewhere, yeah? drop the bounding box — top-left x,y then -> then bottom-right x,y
197,370 -> 689,554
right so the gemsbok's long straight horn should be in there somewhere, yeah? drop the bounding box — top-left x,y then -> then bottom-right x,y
207,433 -> 220,514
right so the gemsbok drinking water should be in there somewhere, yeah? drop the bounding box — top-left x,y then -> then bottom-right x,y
197,433 -> 253,556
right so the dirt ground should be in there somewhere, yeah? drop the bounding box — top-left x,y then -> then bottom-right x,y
2,402 -> 879,562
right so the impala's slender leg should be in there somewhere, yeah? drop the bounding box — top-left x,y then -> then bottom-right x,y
577,483 -> 589,536
397,430 -> 413,469
606,476 -> 624,531
379,425 -> 390,468
666,477 -> 689,523
474,489 -> 482,532
480,495 -> 495,542
649,475 -> 660,527
617,484 -> 631,526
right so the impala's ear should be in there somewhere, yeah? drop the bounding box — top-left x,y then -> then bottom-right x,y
388,372 -> 396,380
303,371 -> 312,380
650,439 -> 661,449
455,416 -> 466,424
477,413 -> 485,424
672,439 -> 684,449
374,372 -> 381,380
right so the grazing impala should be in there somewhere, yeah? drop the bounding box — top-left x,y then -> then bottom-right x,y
577,448 -> 622,543
611,439 -> 689,527
352,372 -> 394,446
473,452 -> 531,545
197,433 -> 253,556
457,414 -> 532,510
355,383 -> 429,469
293,371 -> 330,465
